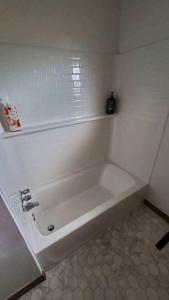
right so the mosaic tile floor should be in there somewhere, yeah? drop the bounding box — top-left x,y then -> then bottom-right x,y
20,205 -> 169,300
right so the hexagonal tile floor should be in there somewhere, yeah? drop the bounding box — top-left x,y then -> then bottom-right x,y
20,205 -> 169,300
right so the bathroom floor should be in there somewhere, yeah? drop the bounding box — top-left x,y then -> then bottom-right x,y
20,205 -> 169,300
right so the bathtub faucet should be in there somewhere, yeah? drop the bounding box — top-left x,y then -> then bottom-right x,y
20,188 -> 31,203
19,188 -> 39,212
23,201 -> 39,212
19,188 -> 30,197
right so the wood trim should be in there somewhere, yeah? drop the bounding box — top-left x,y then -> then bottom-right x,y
6,271 -> 46,300
144,199 -> 169,224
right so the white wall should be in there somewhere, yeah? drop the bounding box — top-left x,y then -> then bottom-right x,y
0,0 -> 117,199
0,0 -> 120,53
0,119 -> 109,198
0,0 -> 115,266
119,0 -> 169,53
109,0 -> 169,215
109,41 -> 169,182
0,44 -> 113,198
0,44 -> 113,129
148,117 -> 169,215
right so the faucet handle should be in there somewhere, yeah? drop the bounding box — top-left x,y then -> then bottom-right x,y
19,188 -> 30,196
23,201 -> 39,212
23,195 -> 31,202
21,195 -> 32,205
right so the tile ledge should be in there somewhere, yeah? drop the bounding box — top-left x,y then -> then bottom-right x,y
0,114 -> 113,139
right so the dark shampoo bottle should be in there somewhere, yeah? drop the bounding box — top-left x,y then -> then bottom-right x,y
106,92 -> 116,114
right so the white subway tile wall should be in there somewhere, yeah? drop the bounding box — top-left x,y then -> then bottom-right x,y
0,44 -> 113,129
0,44 -> 113,199
0,119 -> 109,198
1,118 -> 110,237
109,40 -> 169,182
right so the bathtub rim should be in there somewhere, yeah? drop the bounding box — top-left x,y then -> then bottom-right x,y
25,163 -> 146,254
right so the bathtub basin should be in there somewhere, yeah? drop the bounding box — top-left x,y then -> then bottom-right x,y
26,163 -> 146,269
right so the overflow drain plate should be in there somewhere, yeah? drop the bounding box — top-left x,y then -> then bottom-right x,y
47,224 -> 54,231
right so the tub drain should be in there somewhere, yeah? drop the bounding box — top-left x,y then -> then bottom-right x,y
48,224 -> 54,231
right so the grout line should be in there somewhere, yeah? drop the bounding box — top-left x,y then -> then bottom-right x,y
0,41 -> 116,56
117,36 -> 169,55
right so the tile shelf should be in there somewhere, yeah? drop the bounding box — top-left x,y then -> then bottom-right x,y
0,114 -> 112,139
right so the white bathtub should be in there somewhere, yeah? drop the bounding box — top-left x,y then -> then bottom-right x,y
26,163 -> 146,270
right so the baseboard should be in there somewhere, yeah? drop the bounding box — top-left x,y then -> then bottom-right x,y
6,271 -> 46,300
144,199 -> 169,224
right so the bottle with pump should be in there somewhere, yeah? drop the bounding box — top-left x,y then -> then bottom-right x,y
106,92 -> 117,114
0,97 -> 21,132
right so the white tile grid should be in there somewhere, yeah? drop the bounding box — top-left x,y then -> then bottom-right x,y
0,45 -> 113,127
109,40 -> 169,183
0,118 -> 109,198
0,45 -> 113,224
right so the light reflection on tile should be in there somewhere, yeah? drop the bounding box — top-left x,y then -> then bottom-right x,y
72,74 -> 80,81
73,81 -> 81,88
73,68 -> 80,74
0,45 -> 113,125
72,88 -> 81,94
